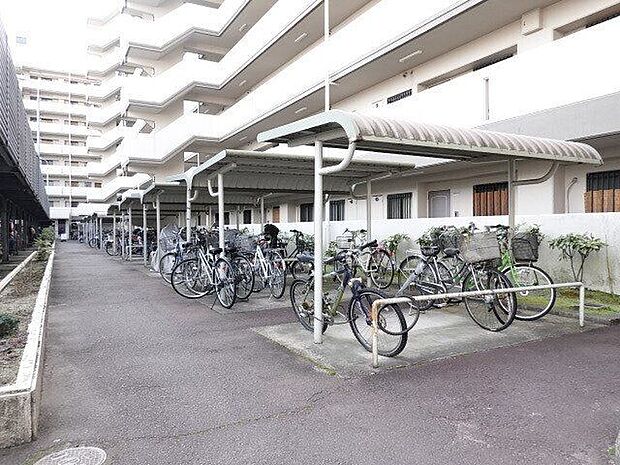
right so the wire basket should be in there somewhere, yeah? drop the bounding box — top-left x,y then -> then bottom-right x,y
439,230 -> 460,252
335,232 -> 354,250
233,235 -> 256,253
458,231 -> 500,264
511,232 -> 539,262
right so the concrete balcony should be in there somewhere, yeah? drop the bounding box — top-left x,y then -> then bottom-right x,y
87,153 -> 124,177
49,207 -> 72,220
31,121 -> 90,137
41,165 -> 90,177
88,0 -> 276,59
18,78 -> 92,97
87,50 -> 126,78
46,186 -> 95,198
38,143 -> 89,157
87,173 -> 152,202
120,0 -> 371,109
119,10 -> 620,166
88,75 -> 125,101
23,99 -> 89,117
87,126 -> 128,151
87,99 -> 127,126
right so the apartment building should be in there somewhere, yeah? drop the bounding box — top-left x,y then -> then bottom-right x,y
14,63 -> 106,237
82,0 -> 620,226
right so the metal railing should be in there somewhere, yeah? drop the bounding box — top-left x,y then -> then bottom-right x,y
370,282 -> 586,368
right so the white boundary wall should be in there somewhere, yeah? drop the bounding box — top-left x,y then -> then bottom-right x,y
276,212 -> 620,294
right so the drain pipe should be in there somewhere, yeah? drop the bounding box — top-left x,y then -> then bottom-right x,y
186,186 -> 198,239
566,176 -> 578,213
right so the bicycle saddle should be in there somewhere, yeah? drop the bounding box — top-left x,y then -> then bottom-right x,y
209,248 -> 223,255
296,253 -> 314,263
420,245 -> 440,257
359,239 -> 378,250
443,247 -> 459,257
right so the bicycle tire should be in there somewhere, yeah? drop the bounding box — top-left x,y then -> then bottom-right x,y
232,255 -> 254,300
504,264 -> 556,321
214,257 -> 237,309
290,259 -> 313,280
348,288 -> 408,357
267,250 -> 286,299
368,249 -> 395,289
462,268 -> 516,332
159,252 -> 177,283
289,278 -> 328,333
171,258 -> 212,299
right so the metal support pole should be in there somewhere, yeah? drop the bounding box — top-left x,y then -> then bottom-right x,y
579,284 -> 585,327
128,207 -> 133,261
260,197 -> 265,231
313,140 -> 324,344
366,180 -> 372,240
143,203 -> 148,267
218,173 -> 225,253
121,212 -> 126,259
99,218 -> 103,250
508,158 -> 516,230
112,213 -> 117,255
156,193 -> 161,250
236,206 -> 240,230
186,186 -> 192,237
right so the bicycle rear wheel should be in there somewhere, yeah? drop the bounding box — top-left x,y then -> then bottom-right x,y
267,250 -> 286,299
290,259 -> 313,280
504,264 -> 556,321
232,255 -> 254,300
348,289 -> 408,357
171,258 -> 212,299
368,249 -> 395,289
289,278 -> 328,333
462,268 -> 516,331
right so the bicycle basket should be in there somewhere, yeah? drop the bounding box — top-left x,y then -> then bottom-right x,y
458,231 -> 500,264
511,232 -> 539,262
335,232 -> 354,250
233,235 -> 256,253
439,230 -> 460,252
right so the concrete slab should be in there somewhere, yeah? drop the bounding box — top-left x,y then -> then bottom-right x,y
255,306 -> 605,377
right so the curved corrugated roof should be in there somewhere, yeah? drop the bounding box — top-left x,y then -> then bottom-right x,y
258,110 -> 603,165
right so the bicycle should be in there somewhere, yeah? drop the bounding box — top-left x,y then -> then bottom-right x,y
282,229 -> 314,279
246,234 -> 286,299
105,231 -> 122,256
397,227 -> 517,332
289,250 -> 408,357
486,224 -> 556,321
170,231 -> 237,308
336,229 -> 395,289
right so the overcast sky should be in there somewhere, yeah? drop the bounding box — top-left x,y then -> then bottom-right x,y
0,0 -> 107,71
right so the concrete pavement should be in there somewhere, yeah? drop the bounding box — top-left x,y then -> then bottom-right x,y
1,242 -> 618,464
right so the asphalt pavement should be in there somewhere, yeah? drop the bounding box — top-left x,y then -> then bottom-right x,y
1,242 -> 618,465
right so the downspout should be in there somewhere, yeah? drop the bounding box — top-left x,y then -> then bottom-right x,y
565,176 -> 578,214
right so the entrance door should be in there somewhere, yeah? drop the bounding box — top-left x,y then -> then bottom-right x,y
272,206 -> 280,223
428,190 -> 451,218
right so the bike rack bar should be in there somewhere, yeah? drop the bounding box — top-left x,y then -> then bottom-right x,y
370,281 -> 585,368
143,203 -> 148,268
112,212 -> 117,255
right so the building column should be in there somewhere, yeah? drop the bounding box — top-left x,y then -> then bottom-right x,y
0,195 -> 8,263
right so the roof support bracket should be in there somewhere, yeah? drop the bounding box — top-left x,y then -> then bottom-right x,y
513,161 -> 560,187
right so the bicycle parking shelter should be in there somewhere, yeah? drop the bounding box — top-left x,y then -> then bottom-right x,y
257,109 -> 603,346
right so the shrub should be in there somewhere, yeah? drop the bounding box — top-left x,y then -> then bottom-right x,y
382,233 -> 410,256
35,226 -> 55,261
0,313 -> 19,339
549,233 -> 606,282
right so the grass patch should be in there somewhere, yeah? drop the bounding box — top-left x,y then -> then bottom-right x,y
519,288 -> 620,316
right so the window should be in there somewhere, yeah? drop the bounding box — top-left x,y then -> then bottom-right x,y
387,193 -> 412,219
300,203 -> 313,222
473,182 -> 508,216
94,182 -> 102,188
243,209 -> 252,224
329,200 -> 345,221
272,206 -> 280,223
16,36 -> 27,45
585,170 -> 620,213
224,212 -> 230,225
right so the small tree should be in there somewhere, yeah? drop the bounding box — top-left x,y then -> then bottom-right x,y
0,313 -> 19,339
549,233 -> 606,283
35,226 -> 55,261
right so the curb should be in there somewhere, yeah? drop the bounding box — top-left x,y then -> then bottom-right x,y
0,247 -> 55,448
0,251 -> 37,294
549,307 -> 620,326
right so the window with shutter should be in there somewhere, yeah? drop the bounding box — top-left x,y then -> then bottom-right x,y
585,170 -> 620,213
329,200 -> 345,221
473,182 -> 508,216
300,203 -> 313,222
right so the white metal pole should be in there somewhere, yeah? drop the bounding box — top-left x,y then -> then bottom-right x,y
143,203 -> 148,267
99,217 -> 103,250
579,284 -> 585,327
508,159 -> 516,229
186,186 -> 192,237
121,212 -> 126,258
314,141 -> 324,344
324,0 -> 330,112
366,180 -> 372,240
128,207 -> 133,260
260,197 -> 265,231
218,173 -> 225,254
112,213 -> 117,255
236,206 -> 240,230
156,193 -> 161,249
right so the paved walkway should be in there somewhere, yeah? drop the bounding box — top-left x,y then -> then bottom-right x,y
1,242 -> 619,464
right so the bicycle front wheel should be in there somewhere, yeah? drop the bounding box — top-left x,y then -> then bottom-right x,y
368,249 -> 395,289
348,289 -> 408,357
504,264 -> 556,321
267,251 -> 286,299
159,252 -> 177,283
214,258 -> 237,309
462,268 -> 516,332
289,278 -> 327,333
